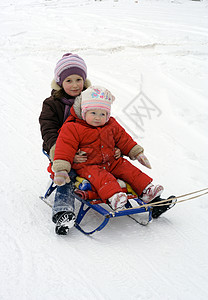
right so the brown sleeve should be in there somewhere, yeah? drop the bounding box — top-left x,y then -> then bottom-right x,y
39,97 -> 64,153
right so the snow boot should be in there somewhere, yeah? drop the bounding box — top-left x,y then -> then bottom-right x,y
55,211 -> 76,235
150,195 -> 177,219
140,184 -> 164,203
108,192 -> 128,210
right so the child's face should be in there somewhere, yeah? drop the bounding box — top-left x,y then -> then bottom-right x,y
62,74 -> 84,97
85,109 -> 107,127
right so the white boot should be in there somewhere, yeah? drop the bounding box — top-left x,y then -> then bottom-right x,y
141,184 -> 164,203
108,192 -> 127,210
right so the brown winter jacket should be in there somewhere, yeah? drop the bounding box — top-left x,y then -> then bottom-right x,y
39,91 -> 67,154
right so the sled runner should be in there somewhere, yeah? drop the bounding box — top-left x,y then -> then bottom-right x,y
74,194 -> 153,234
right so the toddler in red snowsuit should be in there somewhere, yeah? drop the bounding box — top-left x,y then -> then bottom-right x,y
53,86 -> 164,209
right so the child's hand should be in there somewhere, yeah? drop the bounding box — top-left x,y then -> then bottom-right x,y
73,150 -> 87,163
114,147 -> 121,159
54,171 -> 70,186
137,153 -> 152,169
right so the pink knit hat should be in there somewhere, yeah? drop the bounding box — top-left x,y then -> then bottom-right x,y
54,53 -> 87,86
81,86 -> 115,121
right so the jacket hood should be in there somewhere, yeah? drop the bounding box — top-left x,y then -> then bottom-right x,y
73,95 -> 83,119
62,105 -> 84,126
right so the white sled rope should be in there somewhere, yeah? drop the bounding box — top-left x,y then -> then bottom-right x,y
116,187 -> 208,212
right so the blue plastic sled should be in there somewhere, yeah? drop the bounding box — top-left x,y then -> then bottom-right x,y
41,180 -> 152,235
41,150 -> 152,235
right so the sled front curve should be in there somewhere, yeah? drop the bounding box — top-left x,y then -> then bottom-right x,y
74,194 -> 152,235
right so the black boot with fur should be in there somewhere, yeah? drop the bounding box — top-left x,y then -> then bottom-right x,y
151,195 -> 177,219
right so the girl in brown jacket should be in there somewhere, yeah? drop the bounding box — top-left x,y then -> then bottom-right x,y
39,53 -> 92,235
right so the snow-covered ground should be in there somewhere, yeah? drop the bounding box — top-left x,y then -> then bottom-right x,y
1,0 -> 208,299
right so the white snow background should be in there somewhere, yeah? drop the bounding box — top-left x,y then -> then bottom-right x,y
0,0 -> 208,299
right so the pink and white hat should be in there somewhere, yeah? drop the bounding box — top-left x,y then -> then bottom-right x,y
81,86 -> 115,121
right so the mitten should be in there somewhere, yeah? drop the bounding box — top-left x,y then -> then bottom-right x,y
54,171 -> 70,186
137,153 -> 151,169
49,144 -> 56,162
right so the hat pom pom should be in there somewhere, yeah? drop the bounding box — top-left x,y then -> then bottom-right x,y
62,53 -> 72,58
111,94 -> 115,103
103,88 -> 115,104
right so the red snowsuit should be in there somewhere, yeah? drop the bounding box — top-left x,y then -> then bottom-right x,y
54,107 -> 152,202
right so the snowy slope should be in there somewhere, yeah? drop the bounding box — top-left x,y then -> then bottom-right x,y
0,0 -> 208,299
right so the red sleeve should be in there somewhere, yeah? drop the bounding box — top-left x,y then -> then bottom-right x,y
54,122 -> 80,164
112,118 -> 137,156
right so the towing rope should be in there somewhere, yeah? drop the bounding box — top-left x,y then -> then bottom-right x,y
125,187 -> 208,211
